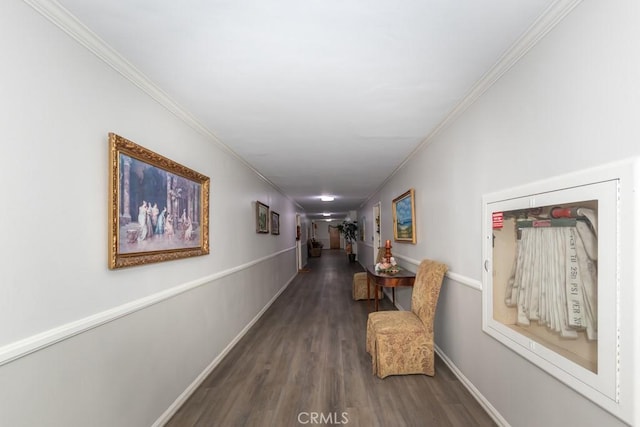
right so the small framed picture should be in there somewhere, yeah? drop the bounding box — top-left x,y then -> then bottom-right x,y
256,201 -> 269,233
392,188 -> 416,243
271,211 -> 280,235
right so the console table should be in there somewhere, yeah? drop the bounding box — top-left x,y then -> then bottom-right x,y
366,265 -> 416,311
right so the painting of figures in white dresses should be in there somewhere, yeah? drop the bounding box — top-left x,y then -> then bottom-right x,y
108,133 -> 210,269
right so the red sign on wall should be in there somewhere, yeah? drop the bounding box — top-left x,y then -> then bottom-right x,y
492,212 -> 504,229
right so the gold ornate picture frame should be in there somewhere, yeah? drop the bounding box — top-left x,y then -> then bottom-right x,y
108,133 -> 210,269
392,188 -> 416,243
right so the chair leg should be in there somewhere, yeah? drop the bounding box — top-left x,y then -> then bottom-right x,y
365,319 -> 378,375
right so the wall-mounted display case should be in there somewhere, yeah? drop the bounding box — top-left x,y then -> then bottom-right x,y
482,159 -> 639,425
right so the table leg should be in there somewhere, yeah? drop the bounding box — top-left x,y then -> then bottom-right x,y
367,275 -> 371,312
375,285 -> 380,311
392,288 -> 395,306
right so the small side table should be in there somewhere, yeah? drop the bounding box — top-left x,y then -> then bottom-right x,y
366,265 -> 416,311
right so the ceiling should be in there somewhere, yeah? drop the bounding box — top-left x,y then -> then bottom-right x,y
54,0 -> 557,220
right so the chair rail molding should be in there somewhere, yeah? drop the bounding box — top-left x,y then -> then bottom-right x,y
0,246 -> 297,367
392,253 -> 482,291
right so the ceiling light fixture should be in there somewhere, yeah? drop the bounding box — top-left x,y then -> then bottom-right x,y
320,196 -> 334,202
322,213 -> 331,216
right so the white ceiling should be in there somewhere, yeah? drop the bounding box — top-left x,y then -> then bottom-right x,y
54,0 -> 558,220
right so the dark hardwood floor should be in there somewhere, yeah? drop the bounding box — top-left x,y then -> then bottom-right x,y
166,250 -> 496,427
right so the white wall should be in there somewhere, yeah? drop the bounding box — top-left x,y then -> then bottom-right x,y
299,214 -> 310,267
359,0 -> 639,425
312,219 -> 333,249
0,1 -> 300,425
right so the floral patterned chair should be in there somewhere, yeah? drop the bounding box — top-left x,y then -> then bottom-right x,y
352,247 -> 385,300
365,259 -> 448,378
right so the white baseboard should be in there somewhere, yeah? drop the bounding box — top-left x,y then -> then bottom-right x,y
152,273 -> 296,426
435,345 -> 510,427
384,263 -> 504,424
150,268 -> 503,426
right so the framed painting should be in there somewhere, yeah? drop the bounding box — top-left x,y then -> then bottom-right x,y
392,188 -> 416,243
108,133 -> 210,269
256,201 -> 269,233
271,211 -> 280,235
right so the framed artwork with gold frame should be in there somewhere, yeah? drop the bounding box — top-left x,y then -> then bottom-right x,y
108,133 -> 210,269
392,188 -> 416,243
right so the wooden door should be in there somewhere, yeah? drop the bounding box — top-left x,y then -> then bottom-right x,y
329,225 -> 340,249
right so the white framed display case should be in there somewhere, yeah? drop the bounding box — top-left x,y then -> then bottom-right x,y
481,159 -> 639,425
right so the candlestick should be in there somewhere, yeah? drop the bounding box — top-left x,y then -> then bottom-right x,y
384,240 -> 392,263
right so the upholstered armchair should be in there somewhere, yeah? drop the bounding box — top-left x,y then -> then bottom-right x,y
365,259 -> 448,378
307,239 -> 323,257
352,247 -> 385,300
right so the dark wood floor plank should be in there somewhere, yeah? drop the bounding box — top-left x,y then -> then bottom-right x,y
166,250 -> 496,427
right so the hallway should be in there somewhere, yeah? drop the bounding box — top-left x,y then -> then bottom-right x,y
167,250 -> 496,426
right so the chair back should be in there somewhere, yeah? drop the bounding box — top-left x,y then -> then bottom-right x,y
411,259 -> 448,327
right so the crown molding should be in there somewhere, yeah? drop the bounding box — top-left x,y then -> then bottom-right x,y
417,0 -> 584,150
22,0 -> 304,210
362,0 -> 583,207
23,0 -> 213,141
24,0 -> 580,214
